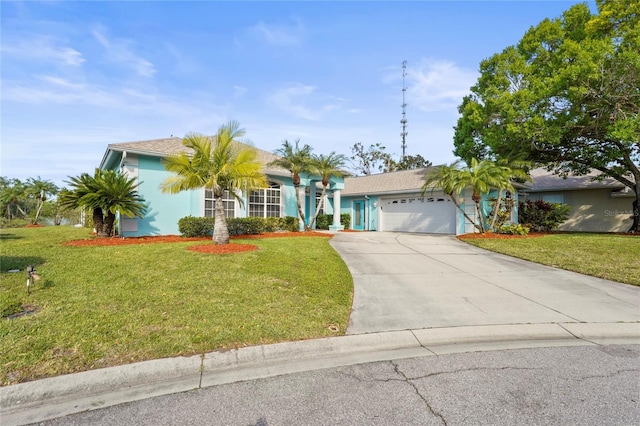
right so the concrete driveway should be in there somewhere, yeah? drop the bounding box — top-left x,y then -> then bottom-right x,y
329,232 -> 640,335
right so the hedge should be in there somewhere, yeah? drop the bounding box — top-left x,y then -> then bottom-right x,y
178,216 -> 299,237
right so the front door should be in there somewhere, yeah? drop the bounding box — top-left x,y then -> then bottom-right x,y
353,200 -> 365,230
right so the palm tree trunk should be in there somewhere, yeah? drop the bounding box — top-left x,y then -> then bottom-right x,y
474,201 -> 486,233
93,208 -> 106,236
212,194 -> 230,244
103,211 -> 116,237
32,200 -> 45,225
14,202 -> 28,219
489,190 -> 503,232
448,193 -> 483,233
309,185 -> 327,229
294,184 -> 310,231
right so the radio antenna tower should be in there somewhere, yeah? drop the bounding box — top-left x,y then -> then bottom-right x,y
400,60 -> 408,160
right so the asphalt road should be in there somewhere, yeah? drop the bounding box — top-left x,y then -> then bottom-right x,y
38,344 -> 640,426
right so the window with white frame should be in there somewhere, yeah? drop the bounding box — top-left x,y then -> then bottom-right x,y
204,189 -> 235,218
249,182 -> 281,217
315,193 -> 325,215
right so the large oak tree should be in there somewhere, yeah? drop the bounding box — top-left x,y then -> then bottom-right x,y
453,0 -> 639,232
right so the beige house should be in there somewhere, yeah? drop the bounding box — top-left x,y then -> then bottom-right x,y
519,168 -> 636,233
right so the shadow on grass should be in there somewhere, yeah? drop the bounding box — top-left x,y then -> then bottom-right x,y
0,233 -> 23,240
0,256 -> 46,273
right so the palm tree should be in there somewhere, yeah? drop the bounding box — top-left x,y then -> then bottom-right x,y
422,159 -> 518,233
309,152 -> 347,229
161,121 -> 267,244
0,178 -> 28,220
269,139 -> 314,231
26,177 -> 59,224
487,159 -> 531,232
60,170 -> 146,237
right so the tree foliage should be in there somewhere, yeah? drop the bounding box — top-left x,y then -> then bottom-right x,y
162,121 -> 267,244
26,177 -> 58,224
269,139 -> 315,231
309,151 -> 347,229
349,142 -> 431,175
349,142 -> 394,175
422,159 -> 525,233
60,170 -> 146,237
453,0 -> 640,232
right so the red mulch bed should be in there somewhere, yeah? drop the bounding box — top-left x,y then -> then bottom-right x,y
62,231 -> 333,256
25,224 -> 44,228
188,243 -> 259,254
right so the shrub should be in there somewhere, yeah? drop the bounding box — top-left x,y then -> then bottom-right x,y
499,223 -> 530,236
226,217 -> 264,235
178,216 -> 215,237
518,200 -> 571,232
341,213 -> 351,229
279,216 -> 299,232
178,216 -> 301,237
486,197 -> 515,231
315,214 -> 332,230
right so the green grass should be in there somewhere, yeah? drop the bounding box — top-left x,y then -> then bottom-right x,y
460,233 -> 640,286
0,227 -> 353,385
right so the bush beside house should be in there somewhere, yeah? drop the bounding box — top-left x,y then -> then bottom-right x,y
178,216 -> 299,237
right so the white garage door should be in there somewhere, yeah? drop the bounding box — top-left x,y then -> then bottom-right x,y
380,193 -> 456,234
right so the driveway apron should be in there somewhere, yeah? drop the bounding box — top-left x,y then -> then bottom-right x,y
329,232 -> 640,335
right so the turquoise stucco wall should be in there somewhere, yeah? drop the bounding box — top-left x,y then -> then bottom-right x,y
135,156 -> 200,236
340,195 -> 380,231
102,149 -> 346,235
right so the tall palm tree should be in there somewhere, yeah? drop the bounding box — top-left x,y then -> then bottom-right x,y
162,121 -> 267,244
309,152 -> 347,229
422,159 -> 518,233
26,177 -> 59,224
60,170 -> 146,237
269,139 -> 314,231
487,159 -> 531,232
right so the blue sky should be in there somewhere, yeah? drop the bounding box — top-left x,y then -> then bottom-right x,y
1,0 -> 592,187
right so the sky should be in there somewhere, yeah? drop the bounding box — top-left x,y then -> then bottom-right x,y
1,0 -> 594,187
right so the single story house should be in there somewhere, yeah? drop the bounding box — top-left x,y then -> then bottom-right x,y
99,137 -> 345,236
99,137 -> 633,236
519,168 -> 636,233
98,137 -> 516,236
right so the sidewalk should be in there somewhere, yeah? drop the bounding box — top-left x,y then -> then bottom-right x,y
2,322 -> 639,426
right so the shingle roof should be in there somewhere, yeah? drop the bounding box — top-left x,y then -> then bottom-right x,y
342,167 -> 433,196
523,168 -> 628,192
104,137 -> 287,175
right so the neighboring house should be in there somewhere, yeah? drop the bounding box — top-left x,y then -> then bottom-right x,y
99,137 -> 345,236
519,168 -> 636,233
334,167 -> 516,235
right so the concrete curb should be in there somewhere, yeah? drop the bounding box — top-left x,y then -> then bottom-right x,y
2,322 -> 639,426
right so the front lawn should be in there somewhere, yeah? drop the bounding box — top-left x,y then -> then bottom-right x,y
0,227 -> 353,385
459,233 -> 640,286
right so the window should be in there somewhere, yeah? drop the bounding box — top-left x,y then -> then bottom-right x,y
316,193 -> 325,215
205,189 -> 235,218
249,182 -> 281,217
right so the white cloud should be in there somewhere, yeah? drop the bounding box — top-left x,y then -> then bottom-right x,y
0,36 -> 85,67
270,84 -> 320,120
92,28 -> 156,77
233,85 -> 248,97
407,59 -> 478,112
250,20 -> 304,47
269,84 -> 346,121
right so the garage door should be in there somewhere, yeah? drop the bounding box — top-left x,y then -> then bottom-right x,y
380,193 -> 456,234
